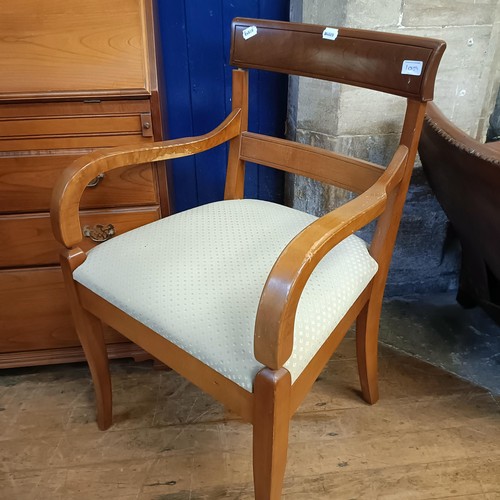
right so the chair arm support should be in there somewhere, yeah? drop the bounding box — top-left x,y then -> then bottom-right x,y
254,145 -> 409,369
51,109 -> 242,248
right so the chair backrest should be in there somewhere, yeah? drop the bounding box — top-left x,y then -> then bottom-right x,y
230,18 -> 445,101
225,19 -> 445,198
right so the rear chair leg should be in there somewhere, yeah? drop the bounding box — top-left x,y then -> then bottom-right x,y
356,299 -> 381,405
253,368 -> 291,500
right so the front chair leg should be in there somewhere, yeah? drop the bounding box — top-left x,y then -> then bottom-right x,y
252,367 -> 291,500
356,298 -> 382,405
74,308 -> 113,430
60,248 -> 113,430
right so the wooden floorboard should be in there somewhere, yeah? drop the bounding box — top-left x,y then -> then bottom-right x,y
0,339 -> 499,499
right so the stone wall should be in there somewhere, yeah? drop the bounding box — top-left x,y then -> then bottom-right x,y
286,0 -> 500,295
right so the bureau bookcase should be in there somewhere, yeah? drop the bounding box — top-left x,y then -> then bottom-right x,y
0,0 -> 170,367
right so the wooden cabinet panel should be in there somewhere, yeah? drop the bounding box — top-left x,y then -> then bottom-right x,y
0,100 -> 154,152
0,156 -> 159,213
0,115 -> 145,139
1,135 -> 155,152
0,0 -> 152,99
0,267 -> 127,353
0,100 -> 152,119
0,208 -> 161,268
1,134 -> 152,152
0,0 -> 168,367
0,115 -> 153,152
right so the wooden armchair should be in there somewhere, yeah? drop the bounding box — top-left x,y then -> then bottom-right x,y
51,19 -> 445,499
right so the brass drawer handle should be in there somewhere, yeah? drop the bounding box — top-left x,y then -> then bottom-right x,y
86,173 -> 105,188
82,224 -> 115,243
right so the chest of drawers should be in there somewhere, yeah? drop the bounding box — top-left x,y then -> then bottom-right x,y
0,0 -> 170,367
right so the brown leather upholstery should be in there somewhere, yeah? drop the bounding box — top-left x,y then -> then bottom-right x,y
419,102 -> 500,323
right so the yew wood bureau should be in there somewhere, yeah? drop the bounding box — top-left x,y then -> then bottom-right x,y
0,0 -> 170,367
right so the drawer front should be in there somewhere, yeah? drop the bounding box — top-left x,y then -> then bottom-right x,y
0,154 -> 159,213
0,100 -> 154,152
0,100 -> 152,119
0,207 -> 161,268
0,267 -> 127,353
0,120 -> 152,151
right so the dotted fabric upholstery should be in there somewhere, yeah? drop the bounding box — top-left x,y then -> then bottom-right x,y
74,199 -> 378,392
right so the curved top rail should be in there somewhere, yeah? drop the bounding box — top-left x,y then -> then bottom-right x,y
231,18 -> 446,101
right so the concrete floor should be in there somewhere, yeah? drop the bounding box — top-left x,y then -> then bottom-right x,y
380,292 -> 500,396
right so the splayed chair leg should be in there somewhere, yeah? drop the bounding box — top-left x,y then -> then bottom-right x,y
60,248 -> 112,430
75,308 -> 113,430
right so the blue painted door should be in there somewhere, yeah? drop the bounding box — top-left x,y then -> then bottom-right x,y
157,1 -> 289,212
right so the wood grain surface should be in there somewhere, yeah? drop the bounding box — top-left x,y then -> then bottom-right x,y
0,340 -> 498,499
0,267 -> 127,353
0,0 -> 151,98
0,207 -> 160,268
0,157 -> 158,213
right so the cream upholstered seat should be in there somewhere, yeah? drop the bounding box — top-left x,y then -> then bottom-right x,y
51,18 -> 445,500
74,199 -> 378,391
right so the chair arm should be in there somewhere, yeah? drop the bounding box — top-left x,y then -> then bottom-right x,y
254,145 -> 409,369
51,109 -> 242,248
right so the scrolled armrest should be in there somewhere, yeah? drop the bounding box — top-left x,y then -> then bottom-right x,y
254,145 -> 409,369
51,109 -> 242,248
